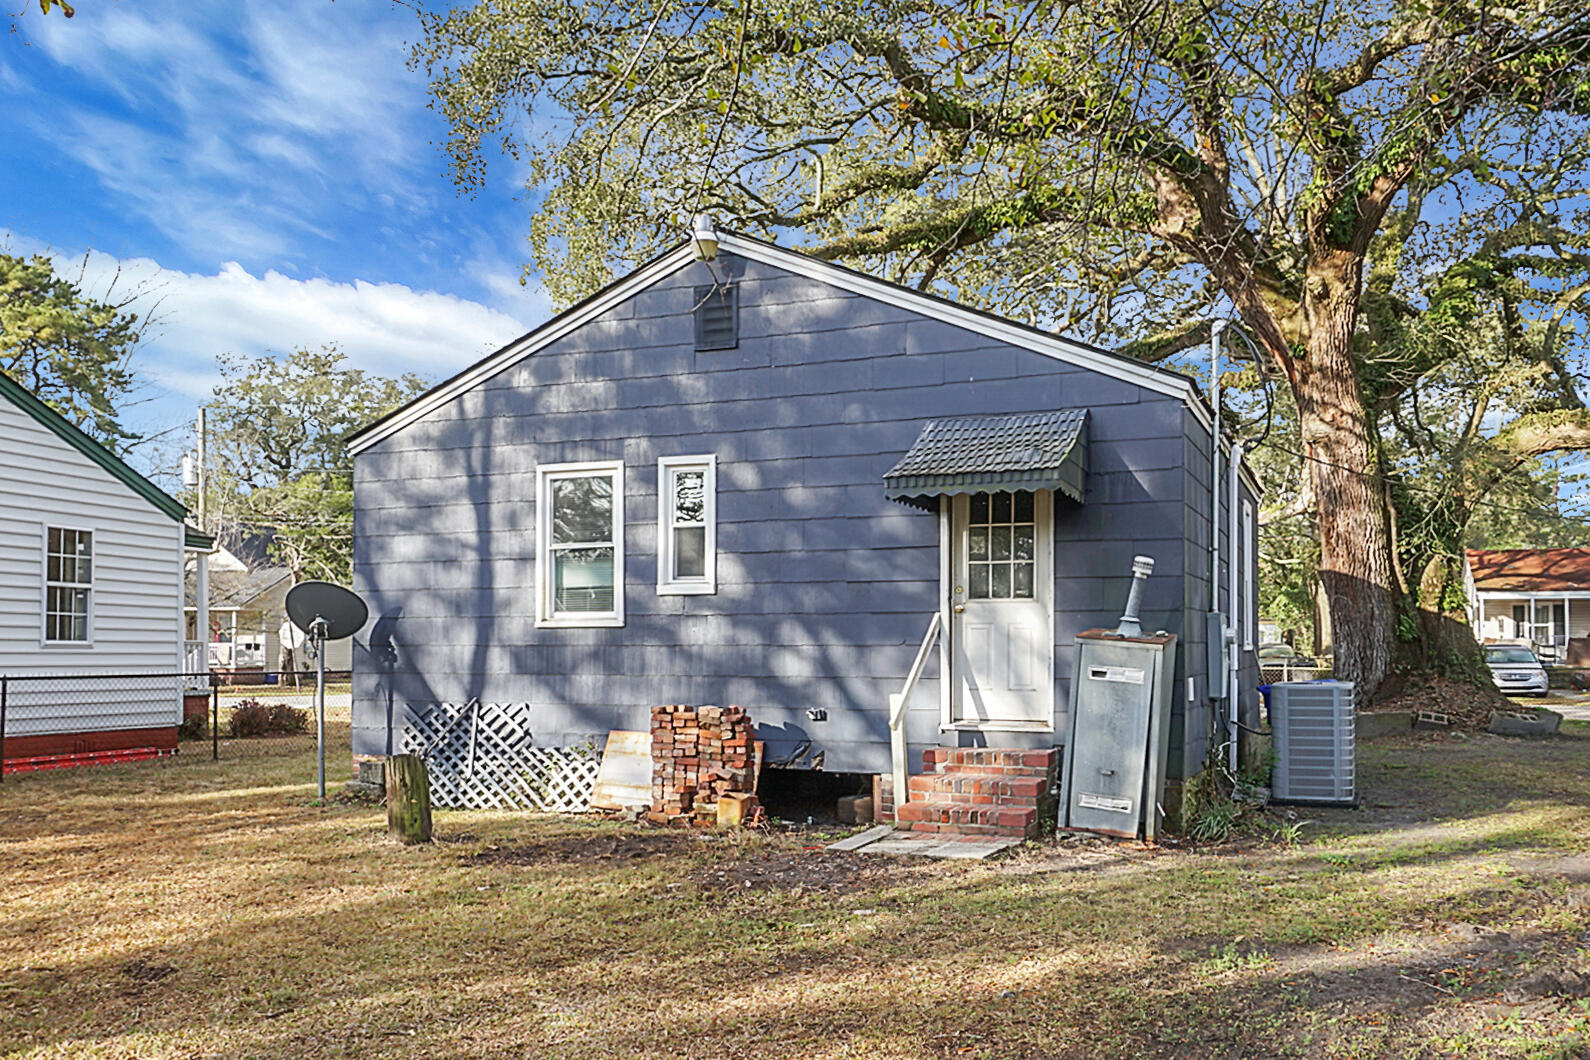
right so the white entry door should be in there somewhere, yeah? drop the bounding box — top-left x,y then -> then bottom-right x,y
950,490 -> 1054,728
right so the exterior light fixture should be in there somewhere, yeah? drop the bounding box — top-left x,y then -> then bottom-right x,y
690,214 -> 719,262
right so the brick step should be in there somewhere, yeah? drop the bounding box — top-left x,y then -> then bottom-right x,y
930,762 -> 1054,779
923,748 -> 1058,771
895,799 -> 1037,835
907,772 -> 1049,801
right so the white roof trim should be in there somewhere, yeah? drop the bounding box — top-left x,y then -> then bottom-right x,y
348,231 -> 1257,496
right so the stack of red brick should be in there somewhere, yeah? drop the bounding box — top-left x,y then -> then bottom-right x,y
649,704 -> 756,825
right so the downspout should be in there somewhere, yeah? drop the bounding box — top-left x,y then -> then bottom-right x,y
1207,321 -> 1230,753
1210,322 -> 1225,613
1228,441 -> 1243,775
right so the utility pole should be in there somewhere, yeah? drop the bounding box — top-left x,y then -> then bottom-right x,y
197,406 -> 207,530
193,407 -> 210,675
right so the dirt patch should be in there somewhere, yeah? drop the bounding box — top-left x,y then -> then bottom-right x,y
1372,672 -> 1512,729
463,831 -> 693,866
694,849 -> 938,894
122,957 -> 177,983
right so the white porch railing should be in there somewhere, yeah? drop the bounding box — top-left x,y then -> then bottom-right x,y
184,640 -> 207,672
888,611 -> 942,812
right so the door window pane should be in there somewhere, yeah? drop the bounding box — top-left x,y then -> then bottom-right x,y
964,491 -> 1038,601
1013,525 -> 1034,561
969,564 -> 990,598
991,563 -> 1011,598
1013,563 -> 1034,599
991,525 -> 1011,561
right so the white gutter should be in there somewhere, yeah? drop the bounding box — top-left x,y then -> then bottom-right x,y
1228,440 -> 1243,774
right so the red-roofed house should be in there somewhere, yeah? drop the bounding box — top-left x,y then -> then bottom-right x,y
1466,548 -> 1590,663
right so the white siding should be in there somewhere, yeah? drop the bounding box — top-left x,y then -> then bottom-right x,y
0,400 -> 185,734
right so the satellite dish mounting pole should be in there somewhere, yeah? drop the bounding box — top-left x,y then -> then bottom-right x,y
312,614 -> 329,800
284,580 -> 368,803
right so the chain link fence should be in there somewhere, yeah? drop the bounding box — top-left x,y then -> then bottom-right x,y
1259,662 -> 1334,685
0,670 -> 350,778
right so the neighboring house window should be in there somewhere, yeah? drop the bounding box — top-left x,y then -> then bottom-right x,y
536,461 -> 624,626
1241,500 -> 1255,650
657,455 -> 716,594
44,526 -> 92,643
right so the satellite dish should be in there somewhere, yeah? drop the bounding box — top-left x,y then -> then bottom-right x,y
286,581 -> 368,641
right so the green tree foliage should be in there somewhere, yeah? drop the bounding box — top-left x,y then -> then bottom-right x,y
0,253 -> 141,451
204,347 -> 430,584
416,0 -> 1590,697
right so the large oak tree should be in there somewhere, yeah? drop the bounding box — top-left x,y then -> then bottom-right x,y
416,0 -> 1590,698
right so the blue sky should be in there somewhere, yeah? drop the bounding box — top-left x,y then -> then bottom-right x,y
2,1 -> 550,476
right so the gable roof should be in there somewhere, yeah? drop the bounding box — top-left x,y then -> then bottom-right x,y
0,368 -> 190,524
1467,548 -> 1590,593
348,229 -> 1220,455
185,564 -> 292,610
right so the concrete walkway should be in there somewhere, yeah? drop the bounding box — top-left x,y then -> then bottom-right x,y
826,825 -> 1022,860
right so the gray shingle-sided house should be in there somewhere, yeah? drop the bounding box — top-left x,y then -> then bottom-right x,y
347,228 -> 1260,825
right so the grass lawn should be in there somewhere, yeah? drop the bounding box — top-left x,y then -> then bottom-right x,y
3,729 -> 1590,1059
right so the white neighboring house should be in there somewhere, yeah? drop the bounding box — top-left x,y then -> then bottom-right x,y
183,532 -> 352,678
0,370 -> 212,765
1466,547 -> 1590,664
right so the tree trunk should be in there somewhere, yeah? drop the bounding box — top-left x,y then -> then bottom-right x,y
1294,251 -> 1398,702
1413,552 -> 1487,678
385,754 -> 433,844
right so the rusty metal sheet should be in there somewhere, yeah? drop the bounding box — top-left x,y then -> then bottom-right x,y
589,730 -> 653,810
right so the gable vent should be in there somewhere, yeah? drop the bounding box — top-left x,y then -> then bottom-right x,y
694,284 -> 738,350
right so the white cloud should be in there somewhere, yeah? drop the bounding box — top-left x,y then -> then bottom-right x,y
21,1 -> 433,263
4,231 -> 543,421
128,259 -> 538,394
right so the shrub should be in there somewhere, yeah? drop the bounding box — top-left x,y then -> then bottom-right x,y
227,699 -> 310,738
178,713 -> 209,741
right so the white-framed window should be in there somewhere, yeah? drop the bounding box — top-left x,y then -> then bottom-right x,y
536,461 -> 625,627
657,455 -> 717,595
1241,499 -> 1255,650
43,525 -> 93,644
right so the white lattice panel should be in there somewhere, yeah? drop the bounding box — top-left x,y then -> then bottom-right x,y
400,700 -> 599,812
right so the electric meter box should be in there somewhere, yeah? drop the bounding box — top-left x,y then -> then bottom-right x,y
1059,630 -> 1178,841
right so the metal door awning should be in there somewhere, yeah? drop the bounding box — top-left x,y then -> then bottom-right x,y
883,409 -> 1088,511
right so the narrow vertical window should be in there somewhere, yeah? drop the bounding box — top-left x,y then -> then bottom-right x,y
536,462 -> 625,626
44,526 -> 93,643
1241,500 -> 1256,650
657,455 -> 716,594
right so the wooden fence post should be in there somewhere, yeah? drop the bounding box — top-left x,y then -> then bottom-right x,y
385,754 -> 433,844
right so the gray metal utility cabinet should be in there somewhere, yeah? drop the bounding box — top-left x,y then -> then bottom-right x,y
1060,630 -> 1177,841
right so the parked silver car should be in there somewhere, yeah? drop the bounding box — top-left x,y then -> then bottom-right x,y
1483,643 -> 1549,696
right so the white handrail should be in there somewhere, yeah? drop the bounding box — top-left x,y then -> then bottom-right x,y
889,611 -> 942,814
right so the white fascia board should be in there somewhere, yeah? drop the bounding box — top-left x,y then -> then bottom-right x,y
1476,590 -> 1590,599
349,245 -> 698,455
